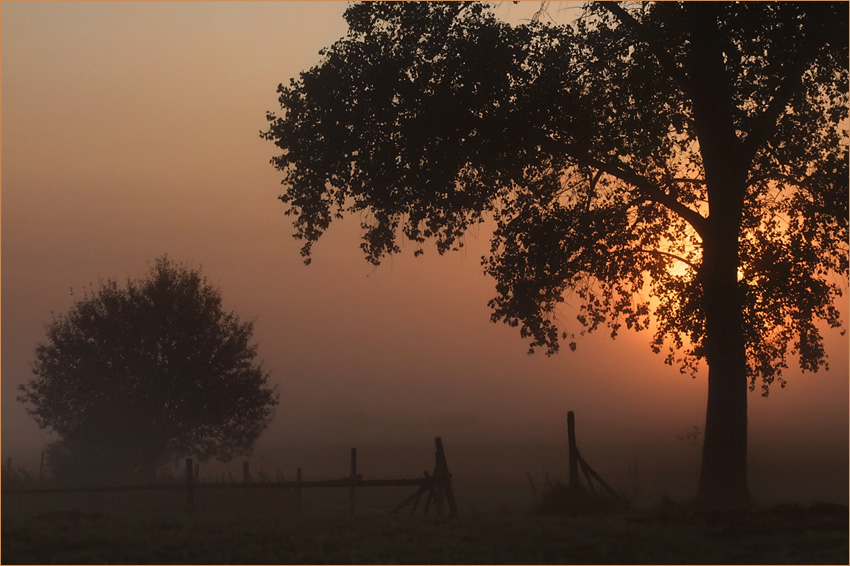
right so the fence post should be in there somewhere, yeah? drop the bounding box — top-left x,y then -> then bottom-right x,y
186,458 -> 194,515
243,461 -> 251,484
296,468 -> 302,512
567,411 -> 580,491
349,448 -> 357,515
434,437 -> 457,518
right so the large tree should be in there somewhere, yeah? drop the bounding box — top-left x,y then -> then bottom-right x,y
19,257 -> 278,484
262,2 -> 848,506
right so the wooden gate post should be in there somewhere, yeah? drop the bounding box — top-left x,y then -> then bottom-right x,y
185,458 -> 194,515
567,411 -> 580,491
434,437 -> 458,518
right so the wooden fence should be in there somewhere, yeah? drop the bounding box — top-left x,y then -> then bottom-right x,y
2,437 -> 458,518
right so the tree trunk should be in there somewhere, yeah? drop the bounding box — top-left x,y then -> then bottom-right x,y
693,155 -> 751,508
697,233 -> 751,507
683,1 -> 752,508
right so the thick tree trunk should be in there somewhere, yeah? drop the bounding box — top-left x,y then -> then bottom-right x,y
694,163 -> 751,507
683,2 -> 752,508
697,231 -> 751,507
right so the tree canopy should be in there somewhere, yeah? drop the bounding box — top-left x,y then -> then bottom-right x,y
263,1 -> 848,505
19,257 -> 278,484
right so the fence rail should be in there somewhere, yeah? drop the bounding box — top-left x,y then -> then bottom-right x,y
2,437 -> 457,517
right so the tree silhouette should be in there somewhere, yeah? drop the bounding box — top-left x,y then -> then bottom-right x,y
19,257 -> 278,484
262,2 -> 848,506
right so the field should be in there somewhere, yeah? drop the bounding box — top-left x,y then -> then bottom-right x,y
2,486 -> 847,564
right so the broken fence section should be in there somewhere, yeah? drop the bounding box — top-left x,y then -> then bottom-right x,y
567,410 -> 626,502
188,436 -> 458,517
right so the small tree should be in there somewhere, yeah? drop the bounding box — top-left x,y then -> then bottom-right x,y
18,256 -> 278,484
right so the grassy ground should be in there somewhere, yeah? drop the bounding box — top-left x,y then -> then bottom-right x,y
2,502 -> 847,564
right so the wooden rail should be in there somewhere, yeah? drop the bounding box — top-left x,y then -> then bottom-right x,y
2,437 -> 457,517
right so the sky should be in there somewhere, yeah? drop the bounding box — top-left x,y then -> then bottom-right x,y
2,1 -> 847,507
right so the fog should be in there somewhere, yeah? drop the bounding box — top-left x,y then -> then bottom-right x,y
2,1 -> 847,509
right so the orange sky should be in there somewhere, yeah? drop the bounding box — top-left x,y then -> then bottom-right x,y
2,1 -> 847,506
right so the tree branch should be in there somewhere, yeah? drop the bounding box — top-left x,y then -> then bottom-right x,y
740,7 -> 835,164
741,67 -> 815,166
671,177 -> 707,185
745,172 -> 805,191
578,154 -> 708,238
537,123 -> 707,237
597,2 -> 686,85
634,249 -> 699,271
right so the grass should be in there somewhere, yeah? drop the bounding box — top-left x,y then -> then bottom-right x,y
2,501 -> 847,564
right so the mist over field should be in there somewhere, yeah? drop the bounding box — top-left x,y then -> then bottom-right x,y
2,0 -> 847,517
2,4 -> 848,564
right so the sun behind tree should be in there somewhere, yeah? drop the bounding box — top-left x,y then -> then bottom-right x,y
18,256 -> 279,485
262,2 -> 848,507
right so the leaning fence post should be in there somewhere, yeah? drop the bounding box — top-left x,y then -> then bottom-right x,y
434,437 -> 457,518
186,458 -> 194,515
349,447 -> 357,515
567,411 -> 580,491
